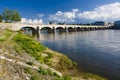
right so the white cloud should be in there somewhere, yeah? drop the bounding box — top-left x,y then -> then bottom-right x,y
21,18 -> 43,24
77,2 -> 120,21
37,14 -> 44,18
49,9 -> 79,23
22,2 -> 120,24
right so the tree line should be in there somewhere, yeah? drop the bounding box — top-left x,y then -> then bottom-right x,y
0,8 -> 21,23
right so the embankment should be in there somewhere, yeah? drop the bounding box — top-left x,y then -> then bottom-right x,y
0,29 -> 107,80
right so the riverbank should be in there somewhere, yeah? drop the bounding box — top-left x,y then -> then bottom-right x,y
0,29 -> 107,80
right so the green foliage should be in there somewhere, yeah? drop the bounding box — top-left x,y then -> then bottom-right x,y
13,44 -> 24,54
30,75 -> 40,80
47,52 -> 53,58
60,55 -> 74,69
2,8 -> 21,23
38,67 -> 58,76
13,33 -> 51,64
0,30 -> 13,42
24,68 -> 41,80
81,73 -> 107,80
24,67 -> 32,74
2,8 -> 12,22
0,14 -> 2,22
11,10 -> 21,22
13,34 -> 45,55
55,75 -> 72,80
38,67 -> 48,75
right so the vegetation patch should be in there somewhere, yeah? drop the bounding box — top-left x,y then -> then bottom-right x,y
13,33 -> 53,64
0,30 -> 13,42
11,32 -> 107,80
24,67 -> 42,80
55,75 -> 72,80
13,33 -> 45,54
80,73 -> 107,80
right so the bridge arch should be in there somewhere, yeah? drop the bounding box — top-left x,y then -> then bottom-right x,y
56,27 -> 65,32
83,27 -> 90,31
40,27 -> 53,33
20,26 -> 37,35
76,27 -> 83,31
68,27 -> 74,32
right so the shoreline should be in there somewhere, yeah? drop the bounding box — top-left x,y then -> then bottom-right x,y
0,29 -> 107,80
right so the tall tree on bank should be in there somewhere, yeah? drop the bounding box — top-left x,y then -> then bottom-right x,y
2,8 -> 21,23
2,9 -> 12,22
11,10 -> 21,22
0,14 -> 2,22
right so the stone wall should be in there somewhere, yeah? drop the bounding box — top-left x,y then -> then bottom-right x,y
0,23 -> 13,30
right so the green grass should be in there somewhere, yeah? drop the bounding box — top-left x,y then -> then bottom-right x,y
13,33 -> 54,64
30,75 -> 40,80
38,66 -> 58,76
80,73 -> 107,80
55,75 -> 72,80
13,33 -> 45,54
12,32 -> 107,80
13,33 -> 45,55
24,68 -> 41,80
0,30 -> 13,42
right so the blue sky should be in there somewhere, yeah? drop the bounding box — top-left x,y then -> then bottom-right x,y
0,0 -> 120,23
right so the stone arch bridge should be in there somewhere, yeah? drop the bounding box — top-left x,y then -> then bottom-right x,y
0,23 -> 111,36
13,23 -> 110,30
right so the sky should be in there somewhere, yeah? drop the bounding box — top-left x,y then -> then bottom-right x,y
0,0 -> 120,24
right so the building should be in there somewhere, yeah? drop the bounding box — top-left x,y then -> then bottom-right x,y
92,21 -> 108,26
113,21 -> 120,29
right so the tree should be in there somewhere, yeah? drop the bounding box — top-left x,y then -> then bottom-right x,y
2,8 -> 21,23
11,10 -> 21,22
2,8 -> 12,22
0,14 -> 2,22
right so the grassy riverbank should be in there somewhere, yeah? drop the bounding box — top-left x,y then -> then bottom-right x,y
0,29 -> 107,80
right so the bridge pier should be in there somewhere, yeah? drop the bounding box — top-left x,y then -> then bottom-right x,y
65,27 -> 68,33
74,27 -> 77,32
53,27 -> 56,34
36,26 -> 40,38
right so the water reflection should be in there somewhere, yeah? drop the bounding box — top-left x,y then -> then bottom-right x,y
39,30 -> 120,80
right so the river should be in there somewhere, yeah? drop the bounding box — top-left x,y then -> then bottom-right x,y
39,30 -> 120,80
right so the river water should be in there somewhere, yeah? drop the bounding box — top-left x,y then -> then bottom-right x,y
39,30 -> 120,80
